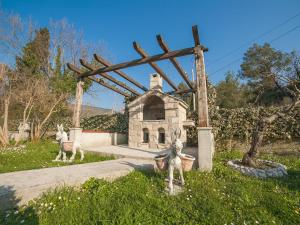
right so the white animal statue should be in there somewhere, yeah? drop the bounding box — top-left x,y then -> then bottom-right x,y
167,128 -> 185,195
53,124 -> 84,162
9,122 -> 31,142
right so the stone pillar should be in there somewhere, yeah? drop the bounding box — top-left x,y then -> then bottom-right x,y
194,46 -> 214,171
69,128 -> 82,142
113,132 -> 118,145
197,127 -> 214,171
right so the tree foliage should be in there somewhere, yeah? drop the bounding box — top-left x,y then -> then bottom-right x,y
215,72 -> 249,108
240,43 -> 292,105
0,10 -> 99,142
15,28 -> 50,78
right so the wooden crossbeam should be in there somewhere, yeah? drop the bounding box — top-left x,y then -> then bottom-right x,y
192,25 -> 200,46
79,59 -> 140,96
192,25 -> 208,51
89,77 -> 131,98
67,63 -> 131,98
133,41 -> 178,91
77,46 -> 205,78
167,88 -> 195,95
93,54 -> 148,92
156,35 -> 194,89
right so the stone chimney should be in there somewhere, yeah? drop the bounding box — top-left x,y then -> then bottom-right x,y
150,73 -> 162,90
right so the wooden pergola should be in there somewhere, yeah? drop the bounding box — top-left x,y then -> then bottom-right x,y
67,25 -> 213,170
68,25 -> 209,127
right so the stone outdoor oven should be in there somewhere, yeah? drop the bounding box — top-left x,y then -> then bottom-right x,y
128,73 -> 194,150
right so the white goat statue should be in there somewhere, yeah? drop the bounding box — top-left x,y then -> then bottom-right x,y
53,124 -> 84,162
168,128 -> 185,195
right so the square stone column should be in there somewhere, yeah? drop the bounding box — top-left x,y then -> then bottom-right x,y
197,127 -> 214,171
69,128 -> 82,142
112,132 -> 118,145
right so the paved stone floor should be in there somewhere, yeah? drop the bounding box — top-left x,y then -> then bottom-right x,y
84,145 -> 167,160
0,158 -> 154,210
83,145 -> 197,160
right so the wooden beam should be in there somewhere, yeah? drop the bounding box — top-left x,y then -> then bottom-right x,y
77,46 -> 206,78
79,59 -> 141,96
67,63 -> 83,74
73,78 -> 84,127
133,41 -> 178,91
67,63 -> 131,98
94,54 -> 148,92
156,35 -> 194,89
192,25 -> 210,125
194,46 -> 209,127
192,25 -> 200,46
89,76 -> 131,98
167,88 -> 195,95
192,25 -> 209,51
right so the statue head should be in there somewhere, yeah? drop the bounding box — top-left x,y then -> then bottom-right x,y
56,124 -> 65,141
171,128 -> 183,153
18,122 -> 31,132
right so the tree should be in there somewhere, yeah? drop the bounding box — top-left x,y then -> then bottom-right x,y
215,72 -> 249,108
0,9 -> 101,142
15,28 -> 50,78
240,43 -> 291,105
0,64 -> 11,145
0,9 -> 36,62
241,49 -> 300,167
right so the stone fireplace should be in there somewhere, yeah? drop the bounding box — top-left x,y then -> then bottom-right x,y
128,73 -> 194,150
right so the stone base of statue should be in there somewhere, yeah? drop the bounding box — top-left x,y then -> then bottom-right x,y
164,178 -> 184,195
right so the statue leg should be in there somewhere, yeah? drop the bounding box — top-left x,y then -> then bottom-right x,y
69,147 -> 77,162
179,165 -> 185,186
62,151 -> 67,162
79,148 -> 84,161
53,149 -> 62,161
168,165 -> 174,195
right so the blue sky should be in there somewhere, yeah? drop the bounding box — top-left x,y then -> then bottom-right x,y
1,0 -> 300,110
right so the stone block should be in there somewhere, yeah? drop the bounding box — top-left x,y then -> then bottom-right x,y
69,128 -> 82,142
197,127 -> 214,171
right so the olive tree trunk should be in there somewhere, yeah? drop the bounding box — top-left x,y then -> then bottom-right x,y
242,97 -> 300,167
242,114 -> 278,167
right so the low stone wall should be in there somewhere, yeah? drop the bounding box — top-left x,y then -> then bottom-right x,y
80,130 -> 128,148
227,159 -> 288,178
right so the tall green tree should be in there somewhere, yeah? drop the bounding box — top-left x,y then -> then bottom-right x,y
240,43 -> 291,105
15,28 -> 50,78
51,46 -> 77,96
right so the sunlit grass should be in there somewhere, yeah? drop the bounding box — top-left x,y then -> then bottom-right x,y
0,140 -> 114,173
1,150 -> 299,225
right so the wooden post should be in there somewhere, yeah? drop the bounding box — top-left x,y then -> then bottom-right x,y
73,78 -> 84,128
194,46 -> 209,127
194,45 -> 214,171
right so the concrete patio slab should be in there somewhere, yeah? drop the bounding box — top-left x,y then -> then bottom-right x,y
83,145 -> 167,160
84,145 -> 197,161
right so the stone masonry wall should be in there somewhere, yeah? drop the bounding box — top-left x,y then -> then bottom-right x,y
128,91 -> 187,150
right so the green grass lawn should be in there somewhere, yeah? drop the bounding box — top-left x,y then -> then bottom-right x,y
0,141 -> 114,173
1,150 -> 299,225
